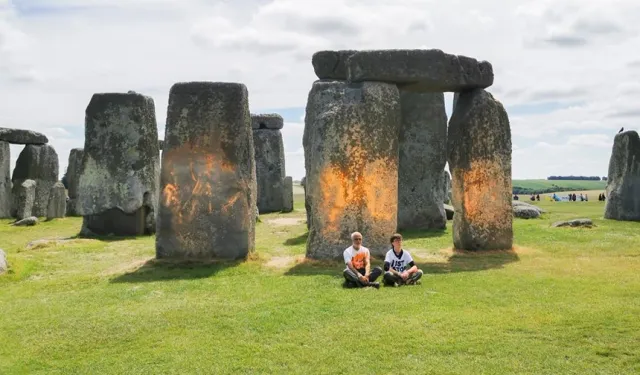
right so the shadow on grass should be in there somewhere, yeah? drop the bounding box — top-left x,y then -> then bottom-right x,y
64,233 -> 144,242
110,259 -> 242,283
400,228 -> 448,240
284,232 -> 308,247
284,249 -> 519,277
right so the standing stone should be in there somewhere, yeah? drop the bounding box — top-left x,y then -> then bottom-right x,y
13,179 -> 36,220
303,80 -> 401,259
0,141 -> 11,218
156,82 -> 256,260
252,114 -> 286,213
301,176 -> 310,229
77,92 -> 159,236
311,50 -> 357,80
0,127 -> 48,144
604,130 -> 640,221
443,170 -> 452,204
0,248 -> 7,275
11,144 -> 59,217
65,148 -> 84,216
46,182 -> 66,220
397,91 -> 448,231
282,176 -> 294,213
448,88 -> 512,251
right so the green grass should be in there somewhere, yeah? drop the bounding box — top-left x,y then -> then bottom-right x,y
513,179 -> 607,194
1,193 -> 639,374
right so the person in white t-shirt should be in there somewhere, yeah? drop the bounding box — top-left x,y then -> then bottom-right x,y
342,231 -> 382,289
383,233 -> 423,287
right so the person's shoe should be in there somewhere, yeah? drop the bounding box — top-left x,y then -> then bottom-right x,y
368,282 -> 380,289
343,280 -> 358,288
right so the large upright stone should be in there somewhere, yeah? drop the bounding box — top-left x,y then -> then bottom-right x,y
252,115 -> 285,213
397,91 -> 448,230
282,176 -> 294,213
347,49 -> 494,92
303,80 -> 401,259
0,127 -> 48,144
46,182 -> 66,220
312,50 -> 357,80
65,148 -> 84,216
157,82 -> 256,260
604,130 -> 640,221
448,88 -> 512,251
13,179 -> 36,220
0,141 -> 11,218
251,113 -> 284,130
443,170 -> 452,204
11,144 -> 59,217
77,92 -> 159,236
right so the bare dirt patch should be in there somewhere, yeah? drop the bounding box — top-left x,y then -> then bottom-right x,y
25,238 -> 96,250
265,255 -> 300,269
102,257 -> 152,276
267,217 -> 304,226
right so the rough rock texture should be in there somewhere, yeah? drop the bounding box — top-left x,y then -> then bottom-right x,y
81,208 -> 148,236
604,130 -> 640,221
77,92 -> 159,236
282,176 -> 294,213
443,204 -> 454,220
448,88 -> 512,251
0,127 -> 48,144
0,141 -> 11,218
0,248 -> 7,274
312,50 -> 357,80
251,113 -> 284,130
513,200 -> 544,213
513,205 -> 540,219
65,148 -> 84,216
443,170 -> 451,204
301,176 -> 310,229
552,218 -> 593,228
397,91 -> 448,230
158,139 -> 164,151
12,179 -> 36,220
253,127 -> 285,213
13,216 -> 38,226
11,145 -> 58,217
156,82 -> 256,260
46,182 -> 66,220
303,80 -> 401,259
347,49 -> 493,93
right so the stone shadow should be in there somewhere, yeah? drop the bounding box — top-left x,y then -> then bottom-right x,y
65,233 -> 136,243
110,258 -> 243,283
283,249 -> 519,277
283,231 -> 308,246
399,228 -> 448,240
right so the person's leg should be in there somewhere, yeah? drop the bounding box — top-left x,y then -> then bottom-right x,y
383,271 -> 401,286
369,266 -> 383,282
407,269 -> 423,285
343,267 -> 363,287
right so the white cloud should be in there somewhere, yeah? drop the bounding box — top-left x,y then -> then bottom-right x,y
1,0 -> 640,182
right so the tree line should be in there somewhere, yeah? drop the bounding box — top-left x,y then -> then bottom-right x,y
547,176 -> 607,181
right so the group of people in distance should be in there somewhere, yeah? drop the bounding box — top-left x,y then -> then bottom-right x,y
342,232 -> 423,289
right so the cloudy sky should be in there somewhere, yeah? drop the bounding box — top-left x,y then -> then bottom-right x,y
1,0 -> 639,180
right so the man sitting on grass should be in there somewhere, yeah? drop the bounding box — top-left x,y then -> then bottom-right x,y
342,232 -> 382,289
383,233 -> 423,287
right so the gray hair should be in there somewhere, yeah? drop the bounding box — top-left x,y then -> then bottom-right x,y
351,231 -> 362,240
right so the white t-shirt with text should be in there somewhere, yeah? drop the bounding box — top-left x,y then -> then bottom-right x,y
384,249 -> 414,273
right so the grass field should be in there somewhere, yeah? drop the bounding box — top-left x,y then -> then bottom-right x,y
1,192 -> 639,374
513,179 -> 607,194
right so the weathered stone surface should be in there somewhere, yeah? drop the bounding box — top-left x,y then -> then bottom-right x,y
253,128 -> 285,213
81,207 -> 148,236
282,176 -> 294,213
0,248 -> 7,274
397,91 -> 447,231
513,200 -> 544,213
12,179 -> 36,220
46,182 -> 66,219
552,218 -> 593,228
65,148 -> 84,216
13,216 -> 38,226
448,88 -> 512,251
301,176 -> 310,229
0,141 -> 11,218
443,204 -> 454,220
0,127 -> 48,144
77,92 -> 159,235
604,130 -> 640,221
443,170 -> 451,204
158,139 -> 164,151
251,113 -> 284,130
347,49 -> 494,92
513,205 -> 540,219
312,50 -> 357,80
11,144 -> 59,217
157,82 -> 256,260
303,80 -> 401,259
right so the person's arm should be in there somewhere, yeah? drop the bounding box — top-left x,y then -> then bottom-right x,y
384,261 -> 400,276
404,261 -> 418,275
365,252 -> 371,277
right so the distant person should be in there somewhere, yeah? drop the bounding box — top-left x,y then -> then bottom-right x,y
573,193 -> 577,202
513,194 -> 519,201
585,194 -> 588,202
383,233 -> 423,287
342,232 -> 382,289
536,194 -> 540,201
580,193 -> 584,201
530,195 -> 536,201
